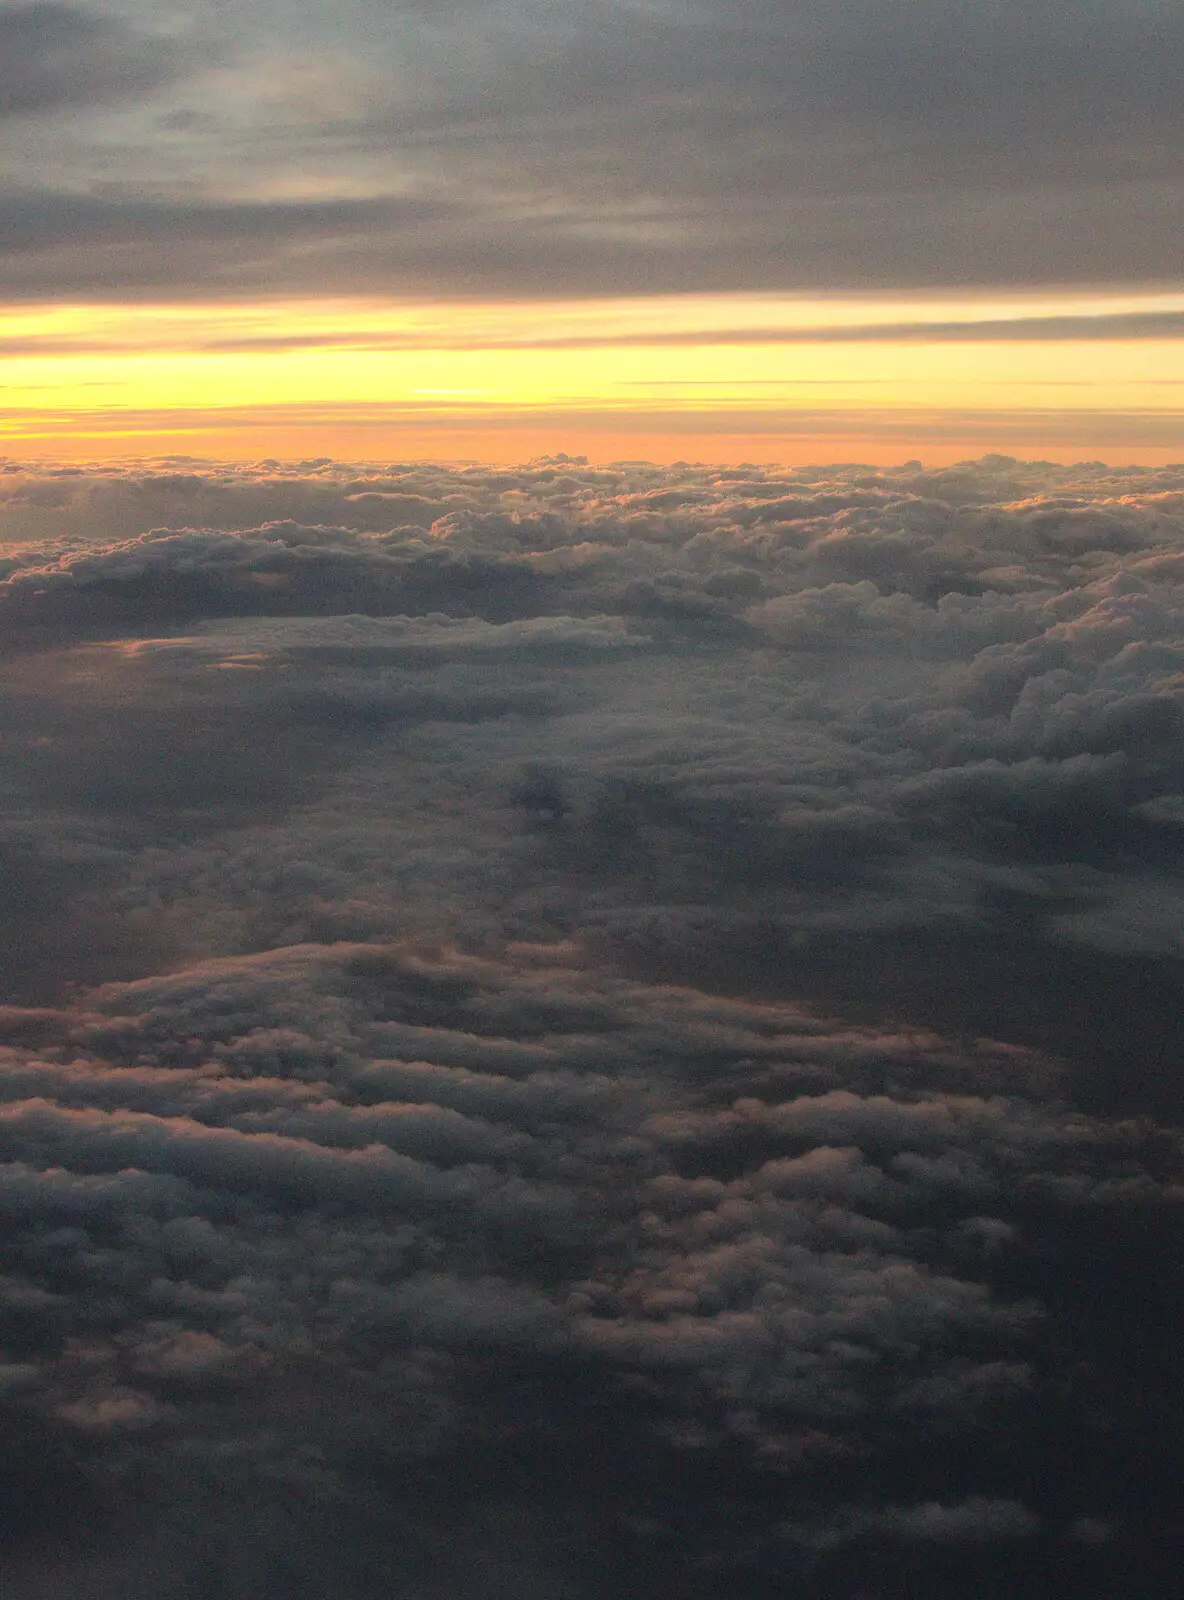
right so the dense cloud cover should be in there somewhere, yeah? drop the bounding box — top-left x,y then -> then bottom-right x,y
1,0 -> 1183,295
0,452 -> 1183,1595
0,3 -> 198,120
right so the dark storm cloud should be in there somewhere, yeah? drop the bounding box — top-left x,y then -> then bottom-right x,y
0,3 -> 197,120
2,0 -> 1183,294
1,453 -> 1184,1595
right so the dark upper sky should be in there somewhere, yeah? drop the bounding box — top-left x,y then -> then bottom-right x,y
2,0 -> 1183,299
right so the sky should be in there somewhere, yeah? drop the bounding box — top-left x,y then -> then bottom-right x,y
2,0 -> 1184,461
3,6 -> 1184,1599
1,454 -> 1184,1596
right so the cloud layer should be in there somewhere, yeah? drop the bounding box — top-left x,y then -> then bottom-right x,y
1,0 -> 1183,295
0,452 -> 1182,1595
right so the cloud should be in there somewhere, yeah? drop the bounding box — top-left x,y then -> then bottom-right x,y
0,3 -> 198,120
784,1495 -> 1041,1551
13,306 -> 1184,359
0,934 -> 1175,1596
1,2 -> 1183,295
0,453 -> 1182,1594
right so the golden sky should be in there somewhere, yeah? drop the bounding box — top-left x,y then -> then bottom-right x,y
4,290 -> 1184,465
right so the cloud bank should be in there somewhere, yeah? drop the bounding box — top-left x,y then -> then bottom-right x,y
0,452 -> 1181,1596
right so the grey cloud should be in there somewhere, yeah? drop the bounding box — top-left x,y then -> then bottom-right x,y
0,935 -> 1175,1598
2,1 -> 1184,294
0,454 -> 1182,1595
342,0 -> 1184,190
135,611 -> 646,662
0,1097 -> 544,1215
0,3 -> 198,120
2,180 -> 1183,300
784,1495 -> 1041,1551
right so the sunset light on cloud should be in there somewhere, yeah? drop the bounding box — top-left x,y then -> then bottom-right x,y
3,4 -> 1184,1599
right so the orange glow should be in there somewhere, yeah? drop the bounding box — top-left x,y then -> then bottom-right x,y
2,291 -> 1183,464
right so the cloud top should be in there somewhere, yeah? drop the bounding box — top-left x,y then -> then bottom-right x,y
0,451 -> 1181,1595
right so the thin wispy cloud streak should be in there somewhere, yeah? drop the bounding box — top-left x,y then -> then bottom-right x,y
9,309 -> 1184,360
183,310 -> 1184,352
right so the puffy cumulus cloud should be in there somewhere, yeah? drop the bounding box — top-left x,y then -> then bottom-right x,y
0,938 -> 1179,1597
1,455 -> 1180,996
0,454 -> 1182,1594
